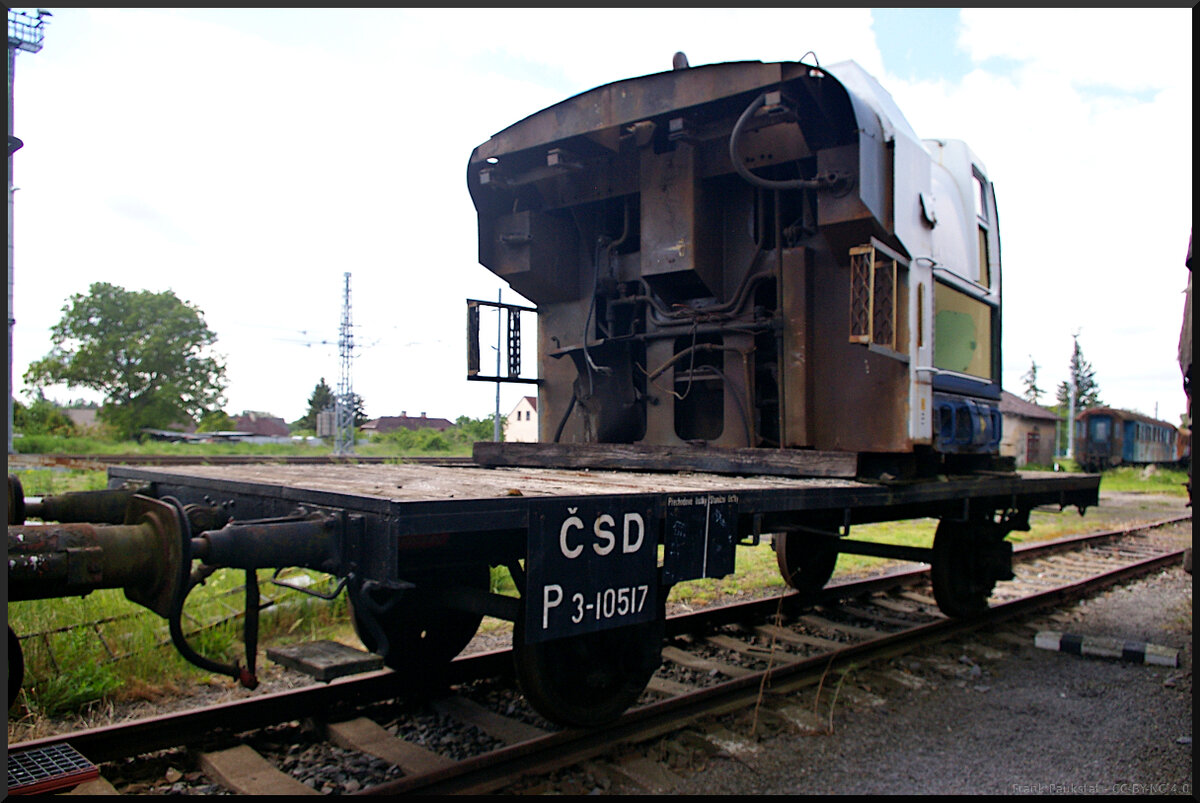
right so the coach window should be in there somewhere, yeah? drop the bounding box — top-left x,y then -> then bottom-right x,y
972,169 -> 991,288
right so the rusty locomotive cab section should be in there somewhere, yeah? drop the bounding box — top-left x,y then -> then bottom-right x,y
8,56 -> 1103,730
468,57 -> 1004,478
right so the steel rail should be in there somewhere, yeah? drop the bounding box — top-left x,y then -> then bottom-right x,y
8,650 -> 513,763
669,512 -> 1192,636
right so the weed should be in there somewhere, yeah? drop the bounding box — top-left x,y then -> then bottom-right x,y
10,468 -> 108,496
826,665 -> 855,734
8,568 -> 359,715
22,629 -> 122,717
490,566 -> 518,596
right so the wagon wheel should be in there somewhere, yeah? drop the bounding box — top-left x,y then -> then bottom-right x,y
512,605 -> 664,728
774,531 -> 840,595
930,518 -> 1012,618
348,565 -> 489,676
9,627 -> 23,709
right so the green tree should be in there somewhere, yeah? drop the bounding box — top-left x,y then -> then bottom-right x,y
13,390 -> 77,437
1054,336 -> 1103,411
24,283 -> 227,440
1051,335 -> 1103,456
452,414 -> 499,444
295,381 -> 367,430
1021,356 -> 1044,404
296,378 -> 335,430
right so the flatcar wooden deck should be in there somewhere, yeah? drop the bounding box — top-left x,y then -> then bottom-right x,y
108,462 -> 865,503
107,463 -> 1100,538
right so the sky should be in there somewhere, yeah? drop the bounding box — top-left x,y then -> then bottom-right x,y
7,8 -> 1193,427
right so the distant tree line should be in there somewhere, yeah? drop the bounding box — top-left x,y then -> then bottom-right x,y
1021,335 -> 1105,456
16,283 -> 508,448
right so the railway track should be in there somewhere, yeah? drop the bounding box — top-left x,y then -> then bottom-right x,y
8,515 -> 1190,796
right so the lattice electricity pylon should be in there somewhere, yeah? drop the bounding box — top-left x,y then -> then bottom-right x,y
334,272 -> 356,455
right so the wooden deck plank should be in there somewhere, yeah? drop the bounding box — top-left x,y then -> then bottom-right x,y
474,441 -> 858,478
266,640 -> 383,681
111,462 -> 862,503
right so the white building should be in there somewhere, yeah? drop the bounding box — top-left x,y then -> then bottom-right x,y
505,396 -> 538,442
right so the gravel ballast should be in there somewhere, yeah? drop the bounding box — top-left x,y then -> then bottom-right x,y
659,529 -> 1192,796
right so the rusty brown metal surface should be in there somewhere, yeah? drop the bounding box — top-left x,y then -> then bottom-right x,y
8,494 -> 185,617
24,488 -> 138,525
472,61 -> 793,163
9,520 -> 158,601
465,57 -> 926,465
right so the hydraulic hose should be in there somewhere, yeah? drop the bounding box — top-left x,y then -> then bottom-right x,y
164,496 -> 259,689
729,93 -> 845,192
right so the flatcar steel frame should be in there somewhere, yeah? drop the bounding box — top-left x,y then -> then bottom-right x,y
5,463 -> 1099,725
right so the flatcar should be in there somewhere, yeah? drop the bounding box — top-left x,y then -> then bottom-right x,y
8,54 -> 1105,729
1075,407 -> 1180,473
468,54 -> 1005,479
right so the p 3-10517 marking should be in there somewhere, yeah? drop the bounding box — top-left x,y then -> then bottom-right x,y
539,583 -> 650,628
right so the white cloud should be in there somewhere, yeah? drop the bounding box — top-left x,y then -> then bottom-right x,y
871,9 -> 1191,421
959,9 -> 1190,92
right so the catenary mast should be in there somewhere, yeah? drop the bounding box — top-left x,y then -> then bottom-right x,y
334,272 -> 355,455
7,8 -> 50,453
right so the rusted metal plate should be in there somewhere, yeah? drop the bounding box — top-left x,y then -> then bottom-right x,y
473,61 -> 790,161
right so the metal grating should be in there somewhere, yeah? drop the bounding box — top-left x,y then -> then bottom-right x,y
848,247 -> 872,344
848,243 -> 898,350
507,308 -> 522,376
872,253 -> 896,348
7,743 -> 99,795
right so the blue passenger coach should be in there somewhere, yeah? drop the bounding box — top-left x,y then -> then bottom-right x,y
1076,407 -> 1180,472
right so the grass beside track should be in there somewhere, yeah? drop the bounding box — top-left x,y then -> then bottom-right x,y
6,460 -> 1190,718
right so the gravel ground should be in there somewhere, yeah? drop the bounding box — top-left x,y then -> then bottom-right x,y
652,522 -> 1193,797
